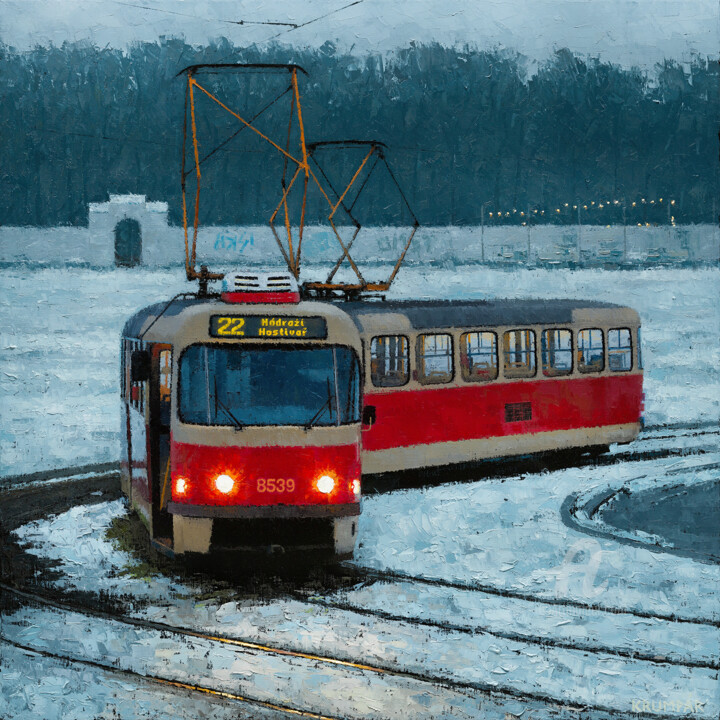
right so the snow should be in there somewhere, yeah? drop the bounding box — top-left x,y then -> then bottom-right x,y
2,265 -> 719,479
0,643 -> 283,720
2,263 -> 719,717
11,499 -> 191,601
2,599 -> 718,719
354,453 -> 720,622
8,450 -> 720,718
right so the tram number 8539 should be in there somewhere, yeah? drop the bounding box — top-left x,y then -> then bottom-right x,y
257,478 -> 295,493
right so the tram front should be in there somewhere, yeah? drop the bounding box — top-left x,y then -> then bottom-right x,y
167,273 -> 362,557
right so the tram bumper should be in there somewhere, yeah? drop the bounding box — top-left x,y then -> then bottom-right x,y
167,502 -> 360,555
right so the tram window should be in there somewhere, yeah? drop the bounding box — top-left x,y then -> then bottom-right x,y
126,339 -> 144,411
637,328 -> 643,370
416,334 -> 453,384
460,331 -> 498,382
503,329 -> 536,378
608,328 -> 632,371
134,342 -> 144,413
159,349 -> 172,426
124,340 -> 133,402
179,345 -> 361,426
577,329 -> 604,373
371,336 -> 409,387
335,347 -> 361,423
541,329 -> 573,377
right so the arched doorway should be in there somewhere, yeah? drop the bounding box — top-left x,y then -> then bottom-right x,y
114,218 -> 142,266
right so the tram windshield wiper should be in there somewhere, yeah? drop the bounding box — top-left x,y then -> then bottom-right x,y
304,378 -> 335,430
213,376 -> 243,430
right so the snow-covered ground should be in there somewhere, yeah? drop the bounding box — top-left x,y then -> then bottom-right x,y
4,447 -> 719,719
1,263 -> 718,718
1,265 -> 718,479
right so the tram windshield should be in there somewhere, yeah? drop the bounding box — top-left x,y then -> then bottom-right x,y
179,345 -> 361,427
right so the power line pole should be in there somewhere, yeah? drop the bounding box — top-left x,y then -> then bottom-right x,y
577,203 -> 582,266
480,204 -> 485,263
623,199 -> 627,264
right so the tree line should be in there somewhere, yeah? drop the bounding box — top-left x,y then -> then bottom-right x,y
0,38 -> 717,227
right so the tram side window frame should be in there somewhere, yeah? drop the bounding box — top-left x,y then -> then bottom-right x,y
370,335 -> 410,388
126,338 -> 145,413
122,338 -> 134,404
460,331 -> 499,382
158,347 -> 173,427
577,328 -> 605,373
121,338 -> 127,400
502,329 -> 537,379
415,333 -> 454,385
541,328 -> 574,377
608,327 -> 633,372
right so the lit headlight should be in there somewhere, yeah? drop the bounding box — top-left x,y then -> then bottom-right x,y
352,479 -> 361,497
215,474 -> 235,494
175,477 -> 188,495
316,475 -> 335,494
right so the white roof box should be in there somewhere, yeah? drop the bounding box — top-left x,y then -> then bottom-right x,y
221,271 -> 300,303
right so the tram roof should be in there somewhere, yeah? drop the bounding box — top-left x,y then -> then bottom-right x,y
123,296 -> 631,340
336,298 -> 629,330
122,297 -> 204,338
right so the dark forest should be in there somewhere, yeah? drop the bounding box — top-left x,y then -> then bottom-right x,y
1,39 -> 717,227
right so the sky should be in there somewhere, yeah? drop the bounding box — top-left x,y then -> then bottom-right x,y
1,0 -> 718,68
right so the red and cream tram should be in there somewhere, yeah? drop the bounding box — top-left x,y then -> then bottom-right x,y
120,272 -> 643,557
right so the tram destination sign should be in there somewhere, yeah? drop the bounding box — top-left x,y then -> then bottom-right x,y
209,315 -> 327,339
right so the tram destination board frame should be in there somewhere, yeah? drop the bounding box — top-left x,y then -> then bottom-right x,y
209,315 -> 328,339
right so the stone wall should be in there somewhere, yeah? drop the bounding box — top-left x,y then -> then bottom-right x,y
1,194 -> 718,268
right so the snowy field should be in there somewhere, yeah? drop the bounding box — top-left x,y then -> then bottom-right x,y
1,263 -> 719,717
1,264 -> 718,479
3,448 -> 719,719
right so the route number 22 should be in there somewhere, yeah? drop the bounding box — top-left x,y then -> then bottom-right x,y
216,317 -> 245,336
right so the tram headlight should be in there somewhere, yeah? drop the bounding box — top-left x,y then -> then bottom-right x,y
175,477 -> 188,495
316,475 -> 335,494
352,479 -> 361,497
215,474 -> 235,494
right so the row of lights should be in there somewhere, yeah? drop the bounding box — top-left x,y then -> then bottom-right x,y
487,198 -> 676,218
175,474 -> 361,496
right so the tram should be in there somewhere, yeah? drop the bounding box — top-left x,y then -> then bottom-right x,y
344,298 -> 643,474
120,273 -> 363,557
120,271 -> 643,557
119,61 -> 643,557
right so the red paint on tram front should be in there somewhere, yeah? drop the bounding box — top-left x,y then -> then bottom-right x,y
171,441 -> 360,507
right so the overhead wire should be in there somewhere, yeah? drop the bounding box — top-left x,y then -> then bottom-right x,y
263,0 -> 366,41
214,0 -> 367,63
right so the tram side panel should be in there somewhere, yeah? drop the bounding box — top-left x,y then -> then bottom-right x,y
358,322 -> 642,474
120,337 -> 154,533
362,375 -> 642,472
120,340 -> 131,498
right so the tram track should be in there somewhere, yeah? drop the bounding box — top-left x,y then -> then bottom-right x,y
0,635 -> 339,720
361,425 -> 719,497
292,588 -> 719,670
1,423 -> 717,719
1,427 -> 717,638
333,562 -> 720,629
0,580 -> 705,720
0,419 -> 716,497
2,563 -> 715,690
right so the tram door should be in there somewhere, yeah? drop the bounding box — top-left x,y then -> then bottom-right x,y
149,344 -> 173,540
